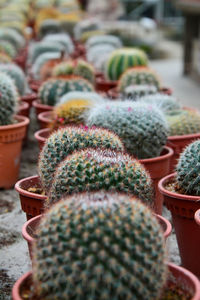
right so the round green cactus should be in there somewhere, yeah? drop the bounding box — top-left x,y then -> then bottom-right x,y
0,63 -> 27,95
38,126 -> 124,192
33,192 -> 167,300
140,94 -> 181,114
106,48 -> 148,81
74,60 -> 95,84
0,72 -> 19,125
118,67 -> 160,93
48,148 -> 153,207
0,28 -> 25,50
176,140 -> 200,195
86,101 -> 168,159
39,76 -> 94,106
166,109 -> 200,136
52,61 -> 75,77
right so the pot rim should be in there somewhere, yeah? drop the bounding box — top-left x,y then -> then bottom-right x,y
0,115 -> 29,131
155,213 -> 172,239
12,271 -> 32,300
140,146 -> 174,164
15,175 -> 47,200
158,173 -> 200,202
22,214 -> 42,243
21,93 -> 38,101
34,128 -> 51,142
19,101 -> 29,110
194,209 -> 200,226
168,132 -> 200,141
38,111 -> 54,122
32,99 -> 53,111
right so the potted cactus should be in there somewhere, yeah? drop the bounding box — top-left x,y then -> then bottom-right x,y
159,140 -> 200,277
13,192 -> 200,299
0,72 -> 29,188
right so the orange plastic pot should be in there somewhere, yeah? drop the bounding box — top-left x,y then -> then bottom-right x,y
159,173 -> 200,277
0,116 -> 29,189
37,111 -> 54,129
167,132 -> 200,173
22,213 -> 172,260
32,99 -> 53,116
96,78 -> 118,93
15,175 -> 47,220
194,209 -> 200,226
12,263 -> 200,300
34,128 -> 51,151
139,146 -> 174,215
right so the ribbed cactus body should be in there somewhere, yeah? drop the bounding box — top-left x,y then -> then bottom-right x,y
140,94 -> 181,114
118,67 -> 160,93
33,192 -> 167,300
42,33 -> 74,54
124,84 -> 157,99
52,61 -> 74,77
166,109 -> 200,136
176,140 -> 200,195
0,52 -> 12,63
0,40 -> 16,58
0,28 -> 25,50
38,126 -> 124,192
0,72 -> 19,125
39,76 -> 94,106
86,35 -> 122,49
86,102 -> 168,159
106,48 -> 148,81
38,19 -> 62,38
48,148 -> 153,206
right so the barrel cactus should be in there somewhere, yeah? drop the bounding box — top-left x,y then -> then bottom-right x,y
140,94 -> 181,114
42,33 -> 74,54
86,34 -> 122,50
38,126 -> 124,191
48,148 -> 153,206
0,52 -> 12,63
39,76 -> 94,106
0,72 -> 19,125
176,140 -> 200,195
38,19 -> 62,38
86,101 -> 168,159
124,84 -> 157,99
106,48 -> 148,81
166,109 -> 200,136
118,67 -> 161,93
0,28 -> 25,50
32,192 -> 167,300
0,40 -> 16,58
52,61 -> 74,77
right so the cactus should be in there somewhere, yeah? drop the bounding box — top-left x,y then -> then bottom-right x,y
74,60 -> 95,84
106,48 -> 148,81
176,140 -> 200,196
32,192 -> 167,300
0,40 -> 16,58
38,19 -> 62,38
58,91 -> 104,105
48,148 -> 154,206
0,52 -> 12,63
38,126 -> 124,191
39,76 -> 94,106
0,28 -> 25,50
0,63 -> 27,95
42,33 -> 74,54
86,101 -> 168,159
166,109 -> 200,136
74,19 -> 101,40
118,67 -> 161,93
52,61 -> 74,77
80,30 -> 106,43
86,35 -> 122,50
140,94 -> 181,114
124,84 -> 157,99
0,72 -> 19,125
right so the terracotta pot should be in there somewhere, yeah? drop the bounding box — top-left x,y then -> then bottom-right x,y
139,146 -> 174,215
194,209 -> 200,226
32,99 -> 53,116
18,101 -> 29,118
0,116 -> 29,189
37,111 -> 54,129
21,93 -> 38,108
15,175 -> 47,220
96,78 -> 118,93
34,128 -> 51,151
167,132 -> 200,173
108,87 -> 119,99
158,173 -> 200,277
12,263 -> 200,300
22,213 -> 172,259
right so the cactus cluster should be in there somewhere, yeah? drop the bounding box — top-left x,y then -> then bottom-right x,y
106,48 -> 148,81
48,148 -> 153,206
140,94 -> 181,114
33,192 -> 167,300
176,140 -> 200,196
0,72 -> 19,126
86,102 -> 168,159
38,126 -> 124,192
118,67 -> 161,93
166,109 -> 200,136
39,76 -> 94,106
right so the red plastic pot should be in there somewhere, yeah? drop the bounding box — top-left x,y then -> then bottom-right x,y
194,209 -> 200,226
158,173 -> 200,277
21,93 -> 38,108
34,128 -> 51,151
15,175 -> 47,220
0,116 -> 29,189
96,78 -> 118,93
140,146 -> 174,215
32,99 -> 53,116
37,111 -> 54,129
167,132 -> 200,173
12,263 -> 200,300
18,101 -> 29,118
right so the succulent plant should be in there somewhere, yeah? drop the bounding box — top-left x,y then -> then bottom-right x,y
0,28 -> 25,50
0,40 -> 17,58
106,48 -> 148,81
86,35 -> 122,50
0,63 -> 27,95
0,72 -> 19,125
33,191 -> 167,300
80,30 -> 106,43
39,76 -> 94,106
58,91 -> 104,105
86,101 -> 168,159
52,61 -> 74,77
74,18 -> 101,40
38,19 -> 62,38
140,94 -> 181,114
48,148 -> 153,206
118,67 -> 161,93
0,52 -> 12,63
38,126 -> 124,191
42,33 -> 74,54
166,109 -> 200,136
124,84 -> 157,99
